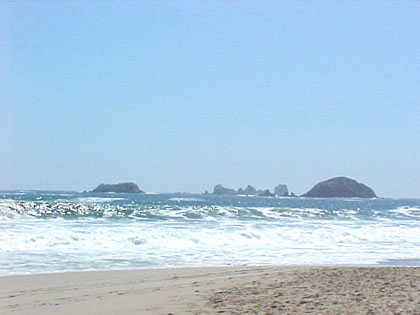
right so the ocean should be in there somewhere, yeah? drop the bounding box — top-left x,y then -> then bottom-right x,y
1,191 -> 419,276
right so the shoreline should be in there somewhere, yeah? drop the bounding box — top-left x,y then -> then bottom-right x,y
1,265 -> 419,314
2,257 -> 420,278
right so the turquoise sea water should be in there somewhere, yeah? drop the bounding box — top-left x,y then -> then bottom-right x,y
1,191 -> 419,275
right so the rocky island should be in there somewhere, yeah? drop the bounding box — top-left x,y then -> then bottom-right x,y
213,184 -> 237,195
213,184 -> 288,197
302,177 -> 376,198
92,182 -> 144,193
274,184 -> 289,196
237,185 -> 258,196
257,189 -> 275,197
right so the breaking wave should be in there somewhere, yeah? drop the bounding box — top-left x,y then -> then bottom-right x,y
1,192 -> 419,275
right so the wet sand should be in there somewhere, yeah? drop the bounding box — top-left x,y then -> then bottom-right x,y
1,266 -> 419,314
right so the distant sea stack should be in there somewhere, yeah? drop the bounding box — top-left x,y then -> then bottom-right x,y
243,185 -> 257,195
274,184 -> 288,196
302,177 -> 376,198
92,182 -> 144,193
213,184 -> 237,195
237,185 -> 258,195
213,184 -> 276,197
257,189 -> 275,197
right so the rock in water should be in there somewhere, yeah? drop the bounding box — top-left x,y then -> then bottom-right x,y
302,177 -> 376,198
257,189 -> 275,197
92,182 -> 144,193
243,185 -> 257,195
274,184 -> 289,196
213,184 -> 237,195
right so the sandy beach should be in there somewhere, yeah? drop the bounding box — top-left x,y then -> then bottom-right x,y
1,266 -> 419,314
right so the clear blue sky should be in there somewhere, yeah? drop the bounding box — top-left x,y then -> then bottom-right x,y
1,1 -> 419,197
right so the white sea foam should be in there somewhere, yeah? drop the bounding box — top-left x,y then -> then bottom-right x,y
2,211 -> 419,275
1,194 -> 420,275
389,206 -> 420,218
77,197 -> 125,203
169,197 -> 204,202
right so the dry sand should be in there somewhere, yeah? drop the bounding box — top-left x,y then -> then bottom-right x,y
1,266 -> 419,314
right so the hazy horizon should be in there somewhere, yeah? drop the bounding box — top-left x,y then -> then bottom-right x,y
1,1 -> 419,198
0,176 -> 412,199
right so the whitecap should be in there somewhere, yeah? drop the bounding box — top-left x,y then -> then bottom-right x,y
169,197 -> 204,202
389,206 -> 420,218
77,197 -> 125,203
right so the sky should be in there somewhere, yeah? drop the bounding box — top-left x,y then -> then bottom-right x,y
1,1 -> 419,197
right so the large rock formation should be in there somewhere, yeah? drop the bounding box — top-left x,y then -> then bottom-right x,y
302,177 -> 376,198
274,184 -> 289,196
213,184 -> 237,195
92,182 -> 144,193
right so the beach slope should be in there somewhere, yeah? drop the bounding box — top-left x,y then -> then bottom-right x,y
1,266 -> 419,314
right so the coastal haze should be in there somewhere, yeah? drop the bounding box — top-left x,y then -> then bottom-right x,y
1,1 -> 420,197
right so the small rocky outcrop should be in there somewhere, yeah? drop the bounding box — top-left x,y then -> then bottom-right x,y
302,177 -> 376,198
257,189 -> 275,197
213,184 -> 237,195
92,182 -> 144,193
213,184 -> 275,197
274,184 -> 289,196
242,185 -> 257,195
